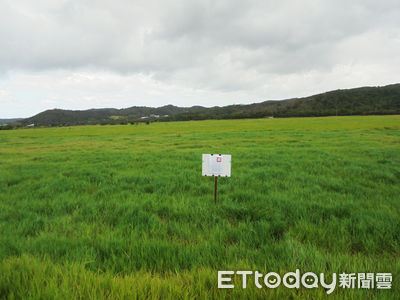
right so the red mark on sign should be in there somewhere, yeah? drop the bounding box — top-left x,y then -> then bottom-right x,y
217,157 -> 222,162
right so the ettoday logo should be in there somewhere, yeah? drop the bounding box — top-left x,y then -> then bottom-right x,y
218,270 -> 336,294
218,270 -> 393,294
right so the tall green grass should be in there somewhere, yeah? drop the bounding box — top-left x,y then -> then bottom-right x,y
0,116 -> 399,299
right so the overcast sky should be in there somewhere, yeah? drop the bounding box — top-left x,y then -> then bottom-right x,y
1,0 -> 399,118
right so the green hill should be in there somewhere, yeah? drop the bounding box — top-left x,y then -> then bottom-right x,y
17,84 -> 400,126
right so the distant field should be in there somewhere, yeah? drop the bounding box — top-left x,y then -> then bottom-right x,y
0,116 -> 399,299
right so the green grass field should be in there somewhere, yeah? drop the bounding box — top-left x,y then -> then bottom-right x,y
0,116 -> 399,299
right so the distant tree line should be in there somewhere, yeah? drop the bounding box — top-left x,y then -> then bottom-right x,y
5,84 -> 400,128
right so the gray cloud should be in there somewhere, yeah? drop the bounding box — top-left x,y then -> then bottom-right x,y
0,0 -> 399,117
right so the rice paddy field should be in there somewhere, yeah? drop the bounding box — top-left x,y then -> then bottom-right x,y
0,115 -> 399,299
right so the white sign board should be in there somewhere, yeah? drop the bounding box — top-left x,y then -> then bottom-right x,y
202,154 -> 231,177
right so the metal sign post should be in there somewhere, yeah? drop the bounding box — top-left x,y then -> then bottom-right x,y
202,154 -> 231,204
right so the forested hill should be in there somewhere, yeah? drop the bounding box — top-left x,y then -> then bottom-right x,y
17,84 -> 400,126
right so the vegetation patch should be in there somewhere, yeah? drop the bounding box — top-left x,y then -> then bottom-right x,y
0,116 -> 399,298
